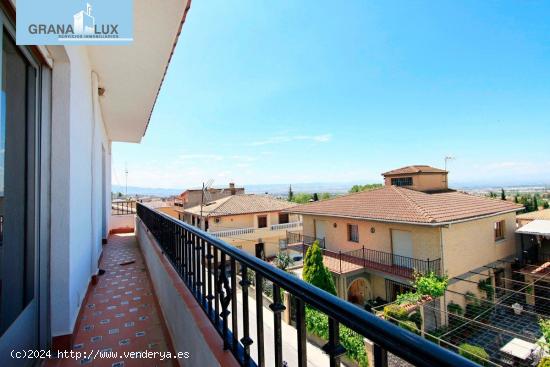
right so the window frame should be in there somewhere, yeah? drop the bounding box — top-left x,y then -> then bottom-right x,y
347,223 -> 359,243
278,213 -> 289,224
494,220 -> 506,241
390,176 -> 413,187
257,215 -> 268,229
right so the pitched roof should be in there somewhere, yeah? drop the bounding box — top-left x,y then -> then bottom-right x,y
286,186 -> 523,225
184,194 -> 297,217
517,208 -> 550,221
382,165 -> 447,176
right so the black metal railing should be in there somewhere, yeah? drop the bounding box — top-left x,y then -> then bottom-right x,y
136,203 -> 474,367
287,231 -> 325,248
289,239 -> 440,278
346,247 -> 441,277
111,200 -> 136,215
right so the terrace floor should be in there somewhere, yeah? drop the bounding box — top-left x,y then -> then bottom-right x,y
46,234 -> 177,367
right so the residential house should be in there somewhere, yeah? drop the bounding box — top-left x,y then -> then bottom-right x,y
286,165 -> 523,309
179,194 -> 302,258
517,208 -> 550,227
174,182 -> 244,208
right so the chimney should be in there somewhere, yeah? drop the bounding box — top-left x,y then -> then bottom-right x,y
229,182 -> 236,195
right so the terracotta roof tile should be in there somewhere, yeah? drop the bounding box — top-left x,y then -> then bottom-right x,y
517,208 -> 550,221
287,186 -> 523,224
382,165 -> 447,176
184,195 -> 297,217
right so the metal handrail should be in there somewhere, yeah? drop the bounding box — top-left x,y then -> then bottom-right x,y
137,203 -> 475,367
111,200 -> 136,215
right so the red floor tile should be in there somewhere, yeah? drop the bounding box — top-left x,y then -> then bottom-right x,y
45,234 -> 179,367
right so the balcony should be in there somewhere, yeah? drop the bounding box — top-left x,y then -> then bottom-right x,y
134,203 -> 473,367
286,232 -> 441,278
209,221 -> 303,239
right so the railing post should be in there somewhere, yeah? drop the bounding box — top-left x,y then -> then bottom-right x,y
295,298 -> 307,367
339,251 -> 342,274
373,343 -> 389,367
270,284 -> 286,367
362,245 -> 366,267
322,318 -> 345,367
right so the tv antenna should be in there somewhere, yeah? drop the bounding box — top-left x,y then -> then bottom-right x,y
444,156 -> 455,171
199,179 -> 214,227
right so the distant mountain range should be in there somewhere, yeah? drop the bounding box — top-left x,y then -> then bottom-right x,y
112,182 -> 549,198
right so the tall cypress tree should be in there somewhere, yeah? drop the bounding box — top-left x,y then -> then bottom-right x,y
288,184 -> 294,202
501,188 -> 506,200
303,241 -> 337,295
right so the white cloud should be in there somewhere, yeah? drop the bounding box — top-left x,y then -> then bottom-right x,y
248,134 -> 332,146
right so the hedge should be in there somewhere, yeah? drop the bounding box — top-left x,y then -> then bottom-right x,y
305,307 -> 368,367
458,343 -> 489,366
383,304 -> 409,322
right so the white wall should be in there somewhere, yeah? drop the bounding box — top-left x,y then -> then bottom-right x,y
49,45 -> 111,337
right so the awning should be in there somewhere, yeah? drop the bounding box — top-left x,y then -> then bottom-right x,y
516,219 -> 550,236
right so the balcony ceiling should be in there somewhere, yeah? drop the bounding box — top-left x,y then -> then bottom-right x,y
88,0 -> 190,143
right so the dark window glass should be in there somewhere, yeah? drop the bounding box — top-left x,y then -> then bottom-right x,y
391,177 -> 413,186
278,213 -> 289,224
0,32 -> 37,335
258,216 -> 267,228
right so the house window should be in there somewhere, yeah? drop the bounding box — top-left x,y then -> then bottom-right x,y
278,213 -> 289,224
258,215 -> 268,228
494,220 -> 505,241
391,177 -> 413,186
348,224 -> 359,243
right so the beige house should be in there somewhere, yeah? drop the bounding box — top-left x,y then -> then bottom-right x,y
517,208 -> 550,227
178,194 -> 302,258
287,165 -> 523,309
175,182 -> 244,208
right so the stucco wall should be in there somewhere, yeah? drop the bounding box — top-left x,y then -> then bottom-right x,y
302,215 -> 441,261
383,173 -> 448,192
183,211 -> 299,232
441,213 -> 516,278
50,46 -> 111,337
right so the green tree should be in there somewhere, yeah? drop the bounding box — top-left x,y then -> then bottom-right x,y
290,193 -> 313,203
320,192 -> 331,200
312,193 -> 319,201
533,196 -> 539,211
303,241 -> 337,295
288,185 -> 294,202
514,195 -> 519,204
544,200 -> 550,209
273,252 -> 295,272
349,183 -> 383,193
501,188 -> 506,200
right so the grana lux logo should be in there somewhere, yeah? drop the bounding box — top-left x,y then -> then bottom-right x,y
28,2 -> 120,40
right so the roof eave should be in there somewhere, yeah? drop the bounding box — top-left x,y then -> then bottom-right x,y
285,207 -> 523,227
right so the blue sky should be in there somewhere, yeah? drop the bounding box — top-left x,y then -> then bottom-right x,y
112,0 -> 550,190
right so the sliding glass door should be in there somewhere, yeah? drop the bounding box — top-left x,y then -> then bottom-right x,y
0,9 -> 43,366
